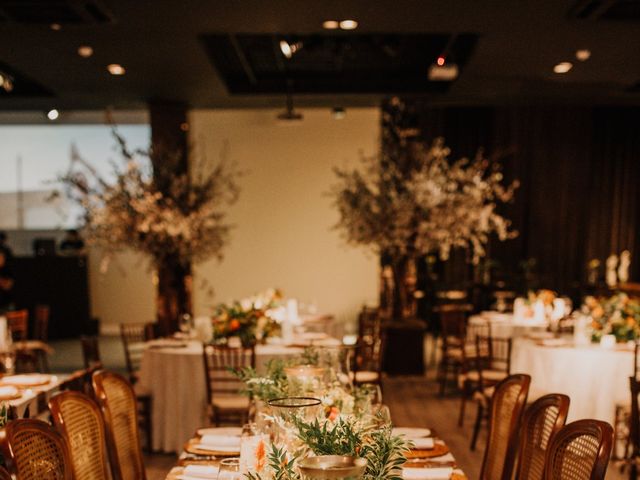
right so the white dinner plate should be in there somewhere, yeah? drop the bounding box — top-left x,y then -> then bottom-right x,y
392,427 -> 432,439
196,427 -> 242,437
0,374 -> 52,387
194,444 -> 240,453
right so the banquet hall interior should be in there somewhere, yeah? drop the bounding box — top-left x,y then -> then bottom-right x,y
1,1 -> 640,479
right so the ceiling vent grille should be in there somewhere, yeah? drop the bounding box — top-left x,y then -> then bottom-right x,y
0,0 -> 114,24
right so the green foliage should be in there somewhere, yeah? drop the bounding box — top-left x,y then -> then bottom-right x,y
294,417 -> 362,456
361,428 -> 409,480
232,359 -> 289,401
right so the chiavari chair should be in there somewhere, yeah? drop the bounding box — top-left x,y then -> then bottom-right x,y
515,394 -> 570,480
478,373 -> 531,480
353,307 -> 386,388
203,343 -> 255,426
81,335 -> 102,369
0,466 -> 11,480
49,390 -> 111,480
33,304 -> 50,341
5,309 -> 28,341
435,303 -> 474,396
544,419 -> 614,480
0,418 -> 73,480
120,322 -> 155,384
471,334 -> 513,450
627,375 -> 640,479
457,317 -> 491,426
92,370 -> 147,480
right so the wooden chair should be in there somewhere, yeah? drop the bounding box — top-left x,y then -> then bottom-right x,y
515,394 -> 570,480
478,373 -> 531,480
471,334 -> 514,450
5,309 -> 28,341
49,390 -> 111,480
33,304 -> 50,341
120,322 -> 155,384
81,335 -> 102,369
435,303 -> 474,396
203,344 -> 255,426
544,419 -> 614,480
0,418 -> 73,480
353,309 -> 386,388
0,466 -> 11,480
92,370 -> 147,480
627,375 -> 640,479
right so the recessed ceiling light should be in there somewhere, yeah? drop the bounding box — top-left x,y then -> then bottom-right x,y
50,23 -> 62,31
553,62 -> 573,74
339,19 -> 358,30
323,20 -> 339,29
107,64 -> 126,75
436,56 -> 446,66
576,49 -> 591,61
0,73 -> 13,93
78,45 -> 94,58
47,109 -> 60,121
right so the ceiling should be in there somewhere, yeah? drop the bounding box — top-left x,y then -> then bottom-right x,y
0,0 -> 639,111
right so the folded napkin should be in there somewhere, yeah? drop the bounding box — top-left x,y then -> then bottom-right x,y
181,465 -> 219,479
402,467 -> 453,479
0,386 -> 19,397
199,435 -> 241,448
411,438 -> 435,450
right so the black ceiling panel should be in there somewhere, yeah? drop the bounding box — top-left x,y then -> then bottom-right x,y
0,0 -> 113,24
0,62 -> 54,97
201,33 -> 478,95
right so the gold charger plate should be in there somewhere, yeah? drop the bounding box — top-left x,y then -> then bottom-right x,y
405,443 -> 450,459
0,374 -> 52,388
183,438 -> 239,457
452,473 -> 468,480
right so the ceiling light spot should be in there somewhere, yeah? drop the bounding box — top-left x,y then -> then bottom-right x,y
339,19 -> 358,30
332,107 -> 346,119
576,49 -> 591,61
437,56 -> 446,66
0,72 -> 14,93
322,20 -> 339,30
78,45 -> 94,58
553,62 -> 573,74
279,40 -> 302,59
107,64 -> 126,75
50,23 -> 62,31
47,109 -> 60,121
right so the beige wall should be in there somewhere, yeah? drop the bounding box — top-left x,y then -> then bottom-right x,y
95,107 -> 380,333
189,108 -> 380,331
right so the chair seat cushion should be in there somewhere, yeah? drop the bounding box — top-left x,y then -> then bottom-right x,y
212,395 -> 250,410
458,369 -> 507,388
352,371 -> 380,384
473,386 -> 496,407
447,345 -> 478,360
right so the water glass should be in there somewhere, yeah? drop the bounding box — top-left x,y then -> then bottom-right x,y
218,457 -> 241,480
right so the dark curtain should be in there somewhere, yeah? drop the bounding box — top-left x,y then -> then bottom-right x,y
401,102 -> 640,296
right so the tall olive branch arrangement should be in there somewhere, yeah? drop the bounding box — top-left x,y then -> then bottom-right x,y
330,99 -> 519,263
54,129 -> 242,270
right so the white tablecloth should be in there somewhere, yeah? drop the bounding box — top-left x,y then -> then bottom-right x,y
139,341 -> 308,452
511,338 -> 634,425
469,312 -> 549,339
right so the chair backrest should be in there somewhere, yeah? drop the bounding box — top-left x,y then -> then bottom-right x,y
92,370 -> 146,480
0,418 -> 73,480
203,344 -> 255,403
0,466 -> 11,480
355,328 -> 386,375
33,304 -> 50,341
120,322 -> 154,382
630,375 -> 640,468
49,390 -> 110,480
544,419 -> 614,480
476,335 -> 512,379
6,309 -> 28,341
480,373 -> 531,480
358,306 -> 380,339
515,394 -> 570,480
81,335 -> 102,369
437,304 -> 473,348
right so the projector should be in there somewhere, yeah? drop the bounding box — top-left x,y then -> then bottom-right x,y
428,63 -> 459,81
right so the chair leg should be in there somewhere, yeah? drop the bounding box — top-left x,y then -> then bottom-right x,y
471,403 -> 484,451
458,387 -> 467,427
438,362 -> 447,396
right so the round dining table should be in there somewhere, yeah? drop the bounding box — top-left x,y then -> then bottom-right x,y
510,337 -> 634,426
469,311 -> 549,339
139,340 -> 317,452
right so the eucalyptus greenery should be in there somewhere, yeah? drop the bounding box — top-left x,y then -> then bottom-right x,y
233,359 -> 289,401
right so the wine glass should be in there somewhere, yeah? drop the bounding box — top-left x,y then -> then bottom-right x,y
218,457 -> 241,480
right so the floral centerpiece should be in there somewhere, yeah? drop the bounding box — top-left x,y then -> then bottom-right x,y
212,289 -> 283,345
57,129 -> 242,334
330,98 -> 518,321
582,293 -> 640,342
233,348 -> 409,480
